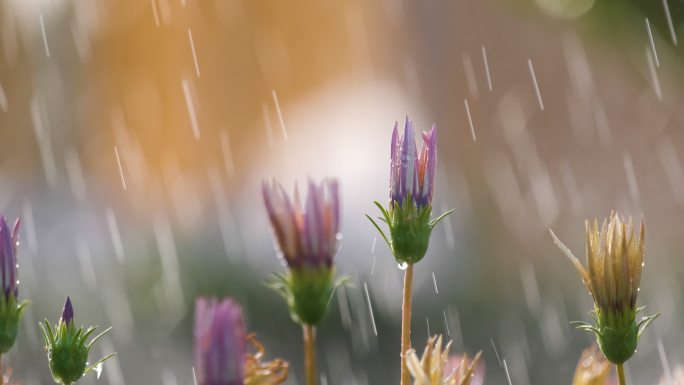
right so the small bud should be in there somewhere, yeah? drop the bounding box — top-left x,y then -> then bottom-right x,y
39,297 -> 116,384
367,118 -> 453,265
0,216 -> 29,354
263,179 -> 343,325
551,212 -> 659,364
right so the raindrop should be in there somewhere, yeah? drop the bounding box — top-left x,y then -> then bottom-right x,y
398,262 -> 408,270
188,29 -> 200,77
662,0 -> 678,45
646,18 -> 659,67
39,14 -> 50,58
482,45 -> 493,91
272,89 -> 288,141
363,282 -> 378,336
431,272 -> 439,294
182,78 -> 200,140
528,59 -> 544,111
464,98 -> 476,142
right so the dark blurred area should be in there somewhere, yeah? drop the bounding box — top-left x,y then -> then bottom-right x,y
1,0 -> 684,384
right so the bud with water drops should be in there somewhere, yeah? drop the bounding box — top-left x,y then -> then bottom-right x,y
39,297 -> 116,385
0,216 -> 30,354
262,178 -> 344,326
550,212 -> 659,365
367,117 -> 452,265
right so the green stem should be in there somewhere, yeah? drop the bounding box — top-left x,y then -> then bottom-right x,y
617,363 -> 626,385
303,324 -> 316,385
400,263 -> 414,385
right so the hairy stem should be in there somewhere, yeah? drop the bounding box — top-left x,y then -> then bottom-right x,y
401,263 -> 414,385
617,363 -> 626,385
303,324 -> 317,385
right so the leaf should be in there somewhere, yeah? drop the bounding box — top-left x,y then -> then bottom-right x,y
429,208 -> 455,228
84,353 -> 117,376
365,214 -> 392,252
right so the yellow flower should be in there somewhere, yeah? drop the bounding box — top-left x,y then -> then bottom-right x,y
244,334 -> 289,385
406,335 -> 482,385
550,211 -> 658,364
572,345 -> 611,385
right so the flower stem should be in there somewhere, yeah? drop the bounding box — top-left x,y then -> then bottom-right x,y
617,363 -> 626,385
303,324 -> 317,385
400,263 -> 414,385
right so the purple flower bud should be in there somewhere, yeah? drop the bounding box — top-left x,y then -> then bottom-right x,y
61,296 -> 74,325
194,298 -> 246,385
0,216 -> 20,300
388,118 -> 437,209
263,178 -> 341,269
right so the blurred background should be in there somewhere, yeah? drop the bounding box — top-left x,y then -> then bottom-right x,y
1,0 -> 684,383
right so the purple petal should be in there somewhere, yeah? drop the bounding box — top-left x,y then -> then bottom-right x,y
194,297 -> 246,385
61,297 -> 74,325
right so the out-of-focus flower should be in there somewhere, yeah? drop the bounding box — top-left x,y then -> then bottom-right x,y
244,334 -> 289,385
367,117 -> 452,265
263,178 -> 343,326
39,297 -> 116,385
0,216 -> 29,354
195,298 -> 246,385
194,298 -> 289,385
535,0 -> 595,20
550,212 -> 658,364
406,335 -> 482,385
572,345 -> 611,385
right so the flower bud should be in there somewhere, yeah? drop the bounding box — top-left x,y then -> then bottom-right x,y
0,216 -> 29,354
39,297 -> 115,384
551,212 -> 659,364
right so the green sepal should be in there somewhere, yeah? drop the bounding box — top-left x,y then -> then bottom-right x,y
0,295 -> 30,354
571,307 -> 659,365
39,319 -> 115,384
267,266 -> 337,326
366,197 -> 454,265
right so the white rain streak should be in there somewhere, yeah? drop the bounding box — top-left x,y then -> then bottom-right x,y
65,148 -> 87,201
431,272 -> 439,294
503,359 -> 513,385
442,310 -> 451,337
426,317 -> 430,336
0,82 -> 7,112
371,237 -> 377,253
31,98 -> 58,186
100,337 -> 125,385
662,0 -> 678,45
363,282 -> 378,336
40,14 -> 50,58
75,238 -> 97,290
263,103 -> 275,148
491,338 -> 503,367
154,214 -> 186,320
20,297 -> 40,350
321,374 -> 329,385
658,339 -> 674,385
519,262 -> 541,315
71,14 -> 92,63
188,29 -> 200,77
272,89 -> 288,141
151,0 -> 161,27
464,98 -> 476,142
106,208 -> 126,263
646,18 -> 660,67
162,369 -> 179,385
658,140 -> 684,205
370,254 -> 376,275
447,307 -> 463,350
482,45 -> 493,91
646,46 -> 663,100
219,131 -> 236,178
192,367 -> 198,385
347,284 -> 375,353
527,59 -> 544,111
114,146 -> 127,190
208,168 -> 243,261
462,53 -> 479,97
182,78 -> 201,140
623,152 -> 641,204
21,200 -> 39,254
